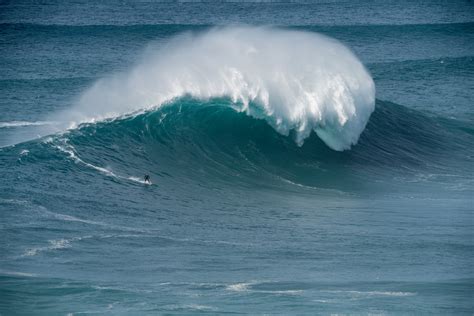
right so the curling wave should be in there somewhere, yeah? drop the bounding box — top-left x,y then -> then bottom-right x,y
37,99 -> 472,192
54,26 -> 375,150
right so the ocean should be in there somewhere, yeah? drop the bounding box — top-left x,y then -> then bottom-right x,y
1,1 -> 473,314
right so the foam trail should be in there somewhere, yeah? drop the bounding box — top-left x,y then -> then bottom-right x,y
0,121 -> 53,128
54,139 -> 150,185
54,27 -> 375,150
321,290 -> 416,297
54,142 -> 119,178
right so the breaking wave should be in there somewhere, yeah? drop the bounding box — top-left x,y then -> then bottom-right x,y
53,26 -> 375,150
31,98 -> 471,192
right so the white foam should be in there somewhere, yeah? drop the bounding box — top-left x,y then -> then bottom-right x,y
323,290 -> 416,297
54,139 -> 152,185
0,198 -> 29,205
0,121 -> 53,128
23,236 -> 92,257
0,270 -> 37,277
226,282 -> 253,292
55,142 -> 118,178
52,27 -> 375,150
128,176 -> 152,185
226,281 -> 303,295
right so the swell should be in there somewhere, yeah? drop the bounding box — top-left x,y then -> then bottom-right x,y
2,22 -> 471,48
2,0 -> 472,27
20,98 -> 472,192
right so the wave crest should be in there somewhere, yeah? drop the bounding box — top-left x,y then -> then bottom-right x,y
57,26 -> 375,150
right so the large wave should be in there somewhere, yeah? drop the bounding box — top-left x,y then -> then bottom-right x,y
54,26 -> 375,150
28,99 -> 470,193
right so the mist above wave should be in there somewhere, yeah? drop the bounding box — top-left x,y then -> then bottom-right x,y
56,26 -> 375,150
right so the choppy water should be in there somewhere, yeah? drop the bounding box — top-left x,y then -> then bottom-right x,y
1,1 -> 473,314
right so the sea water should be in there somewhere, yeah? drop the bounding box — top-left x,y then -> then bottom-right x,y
1,1 -> 473,314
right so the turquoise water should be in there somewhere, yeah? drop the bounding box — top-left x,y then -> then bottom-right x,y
1,1 -> 473,314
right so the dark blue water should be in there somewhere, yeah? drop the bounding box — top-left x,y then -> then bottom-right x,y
1,1 -> 473,314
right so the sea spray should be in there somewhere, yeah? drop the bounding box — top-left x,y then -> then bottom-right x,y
54,27 -> 375,150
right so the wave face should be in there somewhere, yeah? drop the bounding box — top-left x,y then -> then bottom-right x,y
36,98 -> 472,194
55,27 -> 375,151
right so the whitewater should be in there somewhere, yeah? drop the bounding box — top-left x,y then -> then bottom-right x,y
50,27 -> 375,151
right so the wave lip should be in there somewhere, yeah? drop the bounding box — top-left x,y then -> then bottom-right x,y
55,26 -> 375,150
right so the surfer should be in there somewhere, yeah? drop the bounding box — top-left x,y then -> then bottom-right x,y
144,174 -> 151,184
